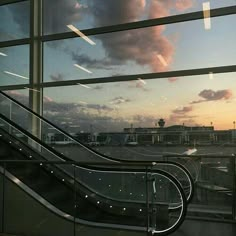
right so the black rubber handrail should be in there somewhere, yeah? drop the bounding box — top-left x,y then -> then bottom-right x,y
0,91 -> 194,202
0,111 -> 194,204
0,119 -> 186,209
0,136 -> 187,235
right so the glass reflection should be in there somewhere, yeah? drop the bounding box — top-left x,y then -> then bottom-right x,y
43,72 -> 236,158
43,14 -> 236,82
43,0 -> 236,34
4,89 -> 29,107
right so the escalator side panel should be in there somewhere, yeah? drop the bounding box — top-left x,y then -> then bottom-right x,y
0,172 -> 3,232
2,172 -> 146,236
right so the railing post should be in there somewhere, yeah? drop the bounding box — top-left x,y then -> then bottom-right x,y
2,162 -> 6,234
145,166 -> 150,235
232,156 -> 236,220
73,165 -> 76,236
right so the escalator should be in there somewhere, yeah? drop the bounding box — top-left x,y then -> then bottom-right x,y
0,91 -> 194,203
0,91 -> 191,235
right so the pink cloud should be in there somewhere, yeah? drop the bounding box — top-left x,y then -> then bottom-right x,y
175,0 -> 193,11
191,89 -> 233,104
43,96 -> 53,102
6,91 -> 21,96
172,106 -> 193,114
168,77 -> 178,83
90,0 -> 193,73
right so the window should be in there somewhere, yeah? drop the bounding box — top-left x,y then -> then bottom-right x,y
0,44 -> 30,86
0,1 -> 30,42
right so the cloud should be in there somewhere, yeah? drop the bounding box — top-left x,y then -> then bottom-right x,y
132,114 -> 157,126
87,0 -> 193,73
175,0 -> 193,11
94,25 -> 174,72
8,0 -> 193,73
5,91 -> 29,106
166,105 -> 197,125
110,96 -> 131,105
168,113 -> 198,126
191,89 -> 233,104
7,2 -> 29,34
86,103 -> 113,112
42,99 -> 130,132
156,0 -> 193,13
43,0 -> 88,34
7,0 -> 88,35
93,85 -> 103,90
128,81 -> 150,91
50,73 -> 64,82
172,106 -> 193,114
168,77 -> 178,83
44,100 -> 113,113
72,53 -> 118,70
88,0 -> 146,25
43,96 -> 53,102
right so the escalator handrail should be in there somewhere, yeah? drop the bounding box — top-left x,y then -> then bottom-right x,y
0,91 -> 194,201
0,160 -> 187,235
0,111 -> 194,204
0,123 -> 186,210
0,118 -> 188,234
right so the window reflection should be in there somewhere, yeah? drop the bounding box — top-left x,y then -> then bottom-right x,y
43,14 -> 236,82
43,0 -> 236,35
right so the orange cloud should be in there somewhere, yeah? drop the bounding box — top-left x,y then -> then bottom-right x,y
172,106 -> 193,114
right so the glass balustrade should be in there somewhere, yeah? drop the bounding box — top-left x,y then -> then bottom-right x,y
0,91 -> 194,204
0,124 -> 187,235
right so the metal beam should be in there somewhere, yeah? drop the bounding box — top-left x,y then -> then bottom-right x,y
29,0 -> 42,140
29,0 -> 42,114
0,0 -> 28,7
42,5 -> 236,42
0,38 -> 30,48
39,65 -> 236,88
1,64 -> 235,91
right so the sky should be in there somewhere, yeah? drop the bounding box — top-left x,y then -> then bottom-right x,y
0,0 -> 236,133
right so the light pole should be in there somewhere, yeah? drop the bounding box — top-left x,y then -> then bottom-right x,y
233,121 -> 235,144
210,122 -> 214,144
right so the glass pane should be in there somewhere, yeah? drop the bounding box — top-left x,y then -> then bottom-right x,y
74,165 -> 148,228
189,156 -> 234,219
0,45 -> 30,86
0,1 -> 30,42
4,89 -> 29,107
43,15 -> 236,82
43,0 -> 236,35
0,127 -> 150,233
43,72 -> 236,156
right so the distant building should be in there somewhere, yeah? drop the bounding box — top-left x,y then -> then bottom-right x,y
124,125 -> 233,145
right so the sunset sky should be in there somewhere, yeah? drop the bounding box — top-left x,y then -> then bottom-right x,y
0,0 -> 236,132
